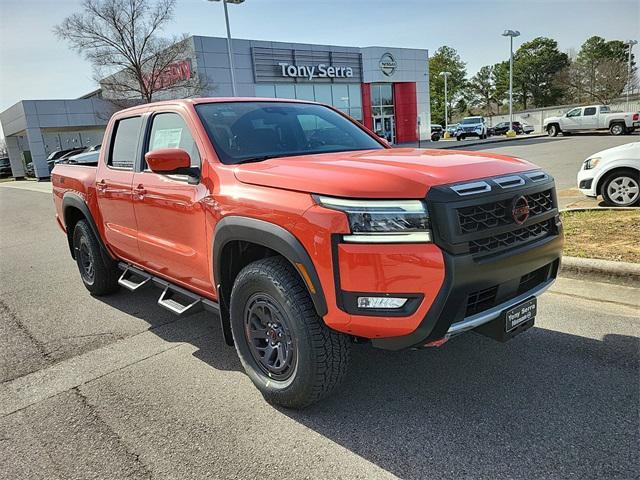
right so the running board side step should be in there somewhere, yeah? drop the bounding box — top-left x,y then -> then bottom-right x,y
118,265 -> 151,291
117,262 -> 220,317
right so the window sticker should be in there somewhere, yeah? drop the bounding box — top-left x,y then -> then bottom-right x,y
151,128 -> 183,149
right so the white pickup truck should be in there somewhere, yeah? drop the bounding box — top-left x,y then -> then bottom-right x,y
543,105 -> 639,137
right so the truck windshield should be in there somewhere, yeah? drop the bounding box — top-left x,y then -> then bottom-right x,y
195,101 -> 384,164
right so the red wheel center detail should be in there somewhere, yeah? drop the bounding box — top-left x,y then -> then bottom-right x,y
511,195 -> 530,225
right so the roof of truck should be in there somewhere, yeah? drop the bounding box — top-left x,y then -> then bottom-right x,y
115,97 -> 319,115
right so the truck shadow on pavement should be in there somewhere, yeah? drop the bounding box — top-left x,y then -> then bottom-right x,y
98,289 -> 639,480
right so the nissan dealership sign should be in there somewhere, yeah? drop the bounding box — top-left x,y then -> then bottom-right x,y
379,53 -> 397,76
278,62 -> 354,80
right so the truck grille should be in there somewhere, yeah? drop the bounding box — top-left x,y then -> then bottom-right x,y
469,218 -> 555,254
427,173 -> 559,257
458,189 -> 554,234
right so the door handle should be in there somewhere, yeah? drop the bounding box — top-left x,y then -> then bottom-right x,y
134,184 -> 147,197
96,180 -> 107,192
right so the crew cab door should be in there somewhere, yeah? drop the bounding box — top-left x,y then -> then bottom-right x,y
131,110 -> 212,294
96,115 -> 142,262
581,106 -> 598,129
562,107 -> 582,130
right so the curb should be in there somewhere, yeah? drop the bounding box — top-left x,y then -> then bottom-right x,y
560,255 -> 640,287
560,207 -> 639,213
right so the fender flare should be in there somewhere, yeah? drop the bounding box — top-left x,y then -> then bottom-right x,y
213,216 -> 328,318
62,192 -> 113,261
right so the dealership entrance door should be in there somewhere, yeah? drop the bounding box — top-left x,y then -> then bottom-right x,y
373,115 -> 395,144
370,83 -> 396,143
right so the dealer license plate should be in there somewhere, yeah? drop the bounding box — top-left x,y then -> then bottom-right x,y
505,298 -> 537,332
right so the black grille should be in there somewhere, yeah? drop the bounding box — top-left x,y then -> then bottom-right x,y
527,190 -> 554,215
457,189 -> 554,234
469,219 -> 555,255
465,285 -> 498,316
518,264 -> 551,295
465,263 -> 552,317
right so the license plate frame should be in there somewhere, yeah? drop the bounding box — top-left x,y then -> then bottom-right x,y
504,297 -> 537,332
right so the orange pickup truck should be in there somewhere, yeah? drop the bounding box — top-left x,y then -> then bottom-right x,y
52,98 -> 563,408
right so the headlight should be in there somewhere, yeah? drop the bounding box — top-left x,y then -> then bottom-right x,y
583,157 -> 601,170
315,196 -> 432,243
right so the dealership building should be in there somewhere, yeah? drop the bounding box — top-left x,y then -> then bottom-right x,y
0,35 -> 430,180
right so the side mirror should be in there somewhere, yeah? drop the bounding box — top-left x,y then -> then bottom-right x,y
145,148 -> 191,173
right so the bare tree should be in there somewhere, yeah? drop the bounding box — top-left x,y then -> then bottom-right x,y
0,138 -> 8,158
54,0 -> 207,103
559,58 -> 629,105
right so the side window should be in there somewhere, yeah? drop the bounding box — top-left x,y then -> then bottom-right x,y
567,108 -> 582,117
584,107 -> 596,116
600,106 -> 610,114
109,116 -> 142,169
146,113 -> 201,168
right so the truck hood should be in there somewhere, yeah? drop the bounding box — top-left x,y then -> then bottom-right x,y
233,148 -> 537,198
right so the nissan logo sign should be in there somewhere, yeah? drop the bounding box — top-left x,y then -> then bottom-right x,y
379,53 -> 397,76
511,195 -> 530,225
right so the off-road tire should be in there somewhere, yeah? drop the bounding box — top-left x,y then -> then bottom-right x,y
601,169 -> 640,207
547,124 -> 559,137
230,256 -> 350,409
72,220 -> 120,295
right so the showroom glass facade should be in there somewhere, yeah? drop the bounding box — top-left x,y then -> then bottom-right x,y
254,83 -> 363,121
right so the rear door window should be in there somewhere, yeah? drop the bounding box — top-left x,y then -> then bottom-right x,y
109,116 -> 142,169
584,107 -> 596,116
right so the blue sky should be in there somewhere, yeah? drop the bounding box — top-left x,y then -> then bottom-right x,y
0,0 -> 638,122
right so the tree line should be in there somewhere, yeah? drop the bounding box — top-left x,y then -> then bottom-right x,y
430,36 -> 637,125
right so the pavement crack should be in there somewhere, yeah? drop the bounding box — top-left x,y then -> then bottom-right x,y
71,387 -> 153,479
0,299 -> 51,361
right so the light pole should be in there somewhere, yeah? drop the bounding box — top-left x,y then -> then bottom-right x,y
625,40 -> 638,110
502,29 -> 520,137
439,71 -> 451,137
208,0 -> 245,96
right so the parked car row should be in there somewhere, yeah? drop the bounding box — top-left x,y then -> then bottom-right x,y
23,144 -> 102,177
430,118 -> 535,142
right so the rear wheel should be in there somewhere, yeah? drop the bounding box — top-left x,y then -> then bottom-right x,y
72,220 -> 119,295
602,170 -> 640,207
230,256 -> 350,409
547,124 -> 559,137
610,123 -> 626,136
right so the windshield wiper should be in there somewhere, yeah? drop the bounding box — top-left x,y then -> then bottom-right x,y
233,154 -> 285,164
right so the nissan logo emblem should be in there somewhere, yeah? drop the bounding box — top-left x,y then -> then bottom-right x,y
379,53 -> 397,77
511,196 -> 530,225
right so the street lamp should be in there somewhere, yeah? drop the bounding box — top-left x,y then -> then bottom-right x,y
439,71 -> 451,136
207,0 -> 245,96
502,29 -> 520,137
625,40 -> 638,110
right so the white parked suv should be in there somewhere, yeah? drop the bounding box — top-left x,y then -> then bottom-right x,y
577,142 -> 640,207
455,116 -> 488,140
544,105 -> 639,137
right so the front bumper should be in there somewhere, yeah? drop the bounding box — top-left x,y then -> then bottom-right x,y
577,169 -> 597,197
371,231 -> 562,350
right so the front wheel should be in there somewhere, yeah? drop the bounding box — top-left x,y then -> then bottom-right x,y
547,124 -> 559,137
610,123 -> 626,136
72,220 -> 120,295
230,256 -> 350,409
602,170 -> 640,207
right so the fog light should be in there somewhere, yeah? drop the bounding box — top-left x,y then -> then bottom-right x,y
357,297 -> 407,309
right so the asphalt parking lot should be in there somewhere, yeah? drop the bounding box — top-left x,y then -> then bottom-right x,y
1,137 -> 639,479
